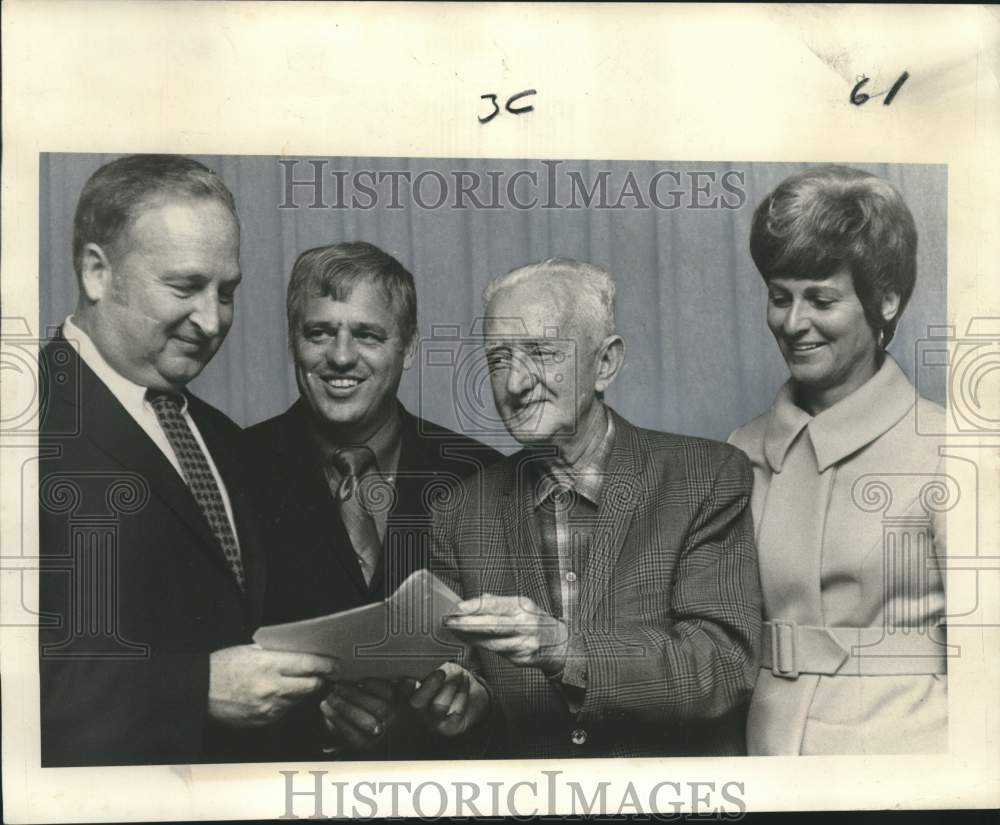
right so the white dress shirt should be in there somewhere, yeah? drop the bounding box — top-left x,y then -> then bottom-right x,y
63,315 -> 241,548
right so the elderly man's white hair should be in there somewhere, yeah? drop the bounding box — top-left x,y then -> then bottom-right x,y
482,257 -> 617,342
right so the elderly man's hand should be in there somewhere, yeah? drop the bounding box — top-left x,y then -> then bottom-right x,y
407,662 -> 489,737
443,594 -> 569,677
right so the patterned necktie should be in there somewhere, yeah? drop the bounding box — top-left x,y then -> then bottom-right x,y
146,390 -> 246,592
330,446 -> 382,587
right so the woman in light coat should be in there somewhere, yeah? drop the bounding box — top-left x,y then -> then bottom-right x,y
729,165 -> 948,755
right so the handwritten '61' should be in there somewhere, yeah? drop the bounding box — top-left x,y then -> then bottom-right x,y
851,72 -> 909,106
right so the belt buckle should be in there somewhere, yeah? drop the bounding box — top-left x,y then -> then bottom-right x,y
770,619 -> 799,679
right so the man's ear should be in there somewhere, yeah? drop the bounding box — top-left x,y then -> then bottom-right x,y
881,291 -> 901,324
79,242 -> 114,303
594,334 -> 625,394
402,335 -> 417,370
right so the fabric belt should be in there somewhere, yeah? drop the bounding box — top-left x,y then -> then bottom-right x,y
762,620 -> 947,678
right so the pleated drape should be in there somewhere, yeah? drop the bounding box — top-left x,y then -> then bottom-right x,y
39,155 -> 947,447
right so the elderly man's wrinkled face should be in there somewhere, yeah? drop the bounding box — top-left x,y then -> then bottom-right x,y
484,280 -> 605,450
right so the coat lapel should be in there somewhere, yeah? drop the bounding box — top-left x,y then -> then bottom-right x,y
579,410 -> 641,622
53,343 -> 240,586
389,411 -> 434,520
270,402 -> 369,598
806,355 -> 915,472
371,414 -> 434,599
499,452 -> 556,615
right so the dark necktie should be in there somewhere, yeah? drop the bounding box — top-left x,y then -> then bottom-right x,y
330,446 -> 382,587
146,390 -> 246,591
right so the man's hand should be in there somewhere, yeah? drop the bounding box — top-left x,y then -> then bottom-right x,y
408,662 -> 489,737
443,594 -> 569,676
208,644 -> 339,728
319,679 -> 399,752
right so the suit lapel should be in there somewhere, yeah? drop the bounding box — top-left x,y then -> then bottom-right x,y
579,411 -> 642,621
371,415 -> 431,599
389,411 -> 433,520
54,344 -> 239,585
271,402 -> 369,598
376,408 -> 481,598
500,454 -> 555,615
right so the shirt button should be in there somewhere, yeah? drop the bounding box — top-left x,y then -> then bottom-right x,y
565,571 -> 577,583
571,728 -> 587,746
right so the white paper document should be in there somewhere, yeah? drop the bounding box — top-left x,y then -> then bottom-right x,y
253,569 -> 466,680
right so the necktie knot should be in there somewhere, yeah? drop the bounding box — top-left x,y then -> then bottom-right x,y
331,446 -> 377,501
146,389 -> 185,415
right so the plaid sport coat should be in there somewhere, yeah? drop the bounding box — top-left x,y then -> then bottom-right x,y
430,408 -> 762,758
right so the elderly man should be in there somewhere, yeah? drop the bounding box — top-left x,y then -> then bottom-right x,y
412,257 -> 762,758
244,241 -> 500,759
38,155 -> 338,766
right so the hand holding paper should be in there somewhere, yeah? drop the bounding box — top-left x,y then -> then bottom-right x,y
208,644 -> 340,728
443,593 -> 569,677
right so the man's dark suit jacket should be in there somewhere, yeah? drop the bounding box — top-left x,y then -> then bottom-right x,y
38,338 -> 268,767
431,409 -> 763,759
242,400 -> 501,758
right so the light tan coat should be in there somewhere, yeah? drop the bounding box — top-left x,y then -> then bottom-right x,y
729,356 -> 948,755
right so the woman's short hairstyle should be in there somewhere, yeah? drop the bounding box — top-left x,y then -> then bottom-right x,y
482,257 -> 617,345
72,154 -> 238,280
749,165 -> 918,346
286,241 -> 417,347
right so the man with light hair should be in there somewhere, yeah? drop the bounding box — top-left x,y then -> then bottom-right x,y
410,257 -> 762,758
244,240 -> 500,760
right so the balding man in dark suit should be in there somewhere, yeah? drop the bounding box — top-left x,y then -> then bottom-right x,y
39,154 -> 338,766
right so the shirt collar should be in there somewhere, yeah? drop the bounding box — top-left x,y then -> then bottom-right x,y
533,408 -> 616,508
63,314 -> 189,414
764,354 -> 916,473
312,401 -> 404,481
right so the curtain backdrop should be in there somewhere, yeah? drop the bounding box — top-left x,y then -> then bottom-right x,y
40,155 -> 947,450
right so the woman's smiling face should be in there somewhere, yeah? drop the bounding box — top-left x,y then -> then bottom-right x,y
766,268 -> 891,412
